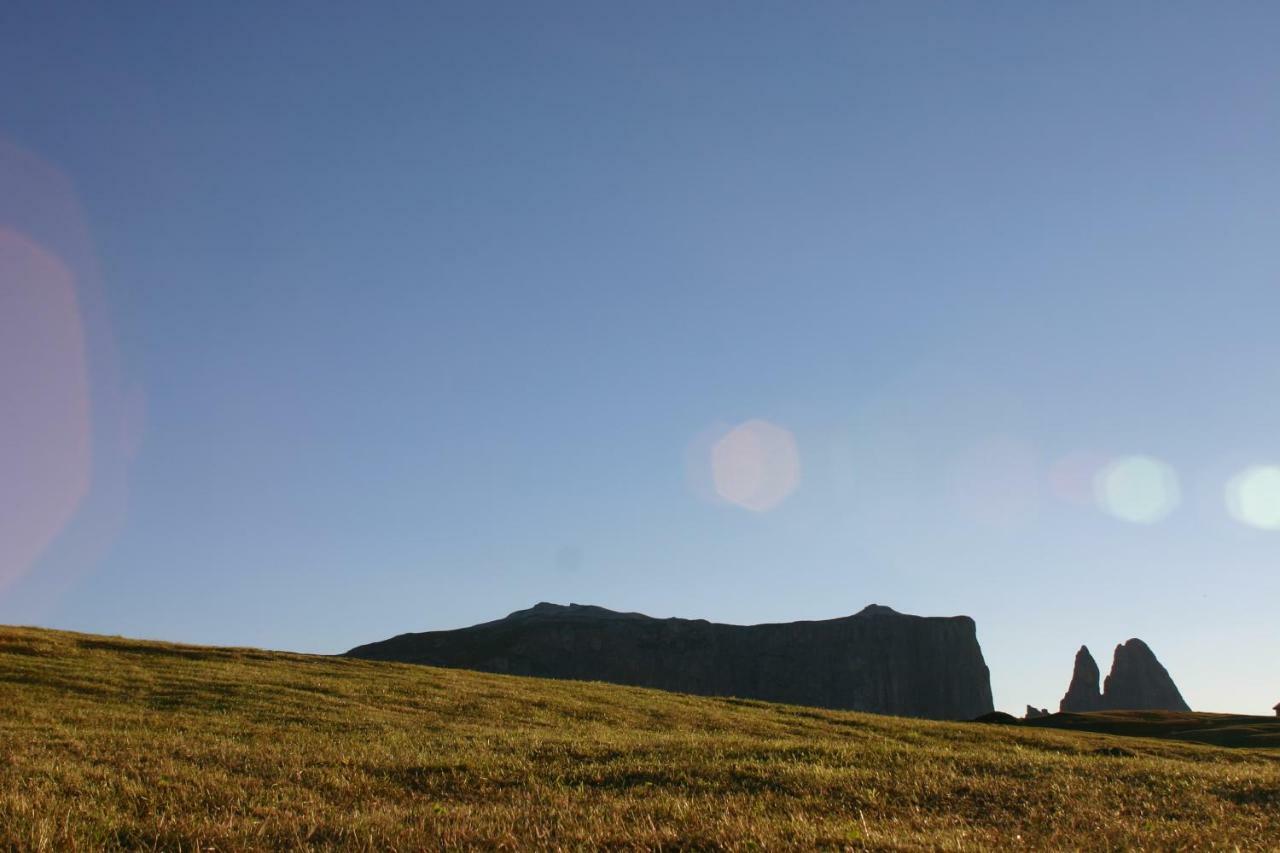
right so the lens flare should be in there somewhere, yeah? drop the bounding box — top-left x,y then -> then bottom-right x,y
710,419 -> 800,512
1094,455 -> 1180,524
0,137 -> 136,604
1049,451 -> 1109,507
0,229 -> 93,588
1225,466 -> 1280,530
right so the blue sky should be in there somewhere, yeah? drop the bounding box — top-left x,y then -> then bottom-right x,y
2,2 -> 1278,714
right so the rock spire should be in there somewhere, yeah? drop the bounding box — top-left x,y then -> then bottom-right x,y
1059,645 -> 1103,712
1057,639 -> 1189,713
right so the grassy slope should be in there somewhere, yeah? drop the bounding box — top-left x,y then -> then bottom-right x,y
1,626 -> 1278,851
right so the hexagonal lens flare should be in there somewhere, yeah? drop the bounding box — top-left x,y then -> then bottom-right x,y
710,419 -> 801,512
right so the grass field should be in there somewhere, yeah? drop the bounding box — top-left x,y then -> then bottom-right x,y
2,625 -> 1278,850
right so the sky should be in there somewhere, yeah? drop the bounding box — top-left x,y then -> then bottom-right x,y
2,2 -> 1278,716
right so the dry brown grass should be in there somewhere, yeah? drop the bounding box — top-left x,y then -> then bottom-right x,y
1,624 -> 1277,850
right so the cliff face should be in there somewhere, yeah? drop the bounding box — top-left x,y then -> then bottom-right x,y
1056,639 -> 1190,713
346,602 -> 995,720
1059,646 -> 1103,712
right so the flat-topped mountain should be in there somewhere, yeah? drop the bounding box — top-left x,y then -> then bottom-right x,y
345,602 -> 994,720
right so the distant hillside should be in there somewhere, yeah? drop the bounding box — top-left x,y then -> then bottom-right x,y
2,624 -> 1279,849
1022,710 -> 1280,749
346,602 -> 994,720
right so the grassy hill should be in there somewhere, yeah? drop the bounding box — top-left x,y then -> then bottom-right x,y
2,625 -> 1278,850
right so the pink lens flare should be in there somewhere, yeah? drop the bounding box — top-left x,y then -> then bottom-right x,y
0,228 -> 93,589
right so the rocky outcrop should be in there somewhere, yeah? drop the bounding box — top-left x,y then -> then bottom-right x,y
346,602 -> 995,720
1059,646 -> 1103,712
1057,639 -> 1189,713
1102,639 -> 1190,711
1025,705 -> 1049,719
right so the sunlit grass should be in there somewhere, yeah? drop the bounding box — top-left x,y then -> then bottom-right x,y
1,625 -> 1277,850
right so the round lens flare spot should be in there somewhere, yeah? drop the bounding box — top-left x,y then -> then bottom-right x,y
710,419 -> 800,512
1094,455 -> 1180,525
1226,466 -> 1280,530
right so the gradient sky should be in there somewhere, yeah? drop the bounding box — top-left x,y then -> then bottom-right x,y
3,2 -> 1278,715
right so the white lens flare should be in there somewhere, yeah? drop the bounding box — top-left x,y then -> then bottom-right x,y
1226,466 -> 1280,530
710,419 -> 801,512
1094,455 -> 1180,524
